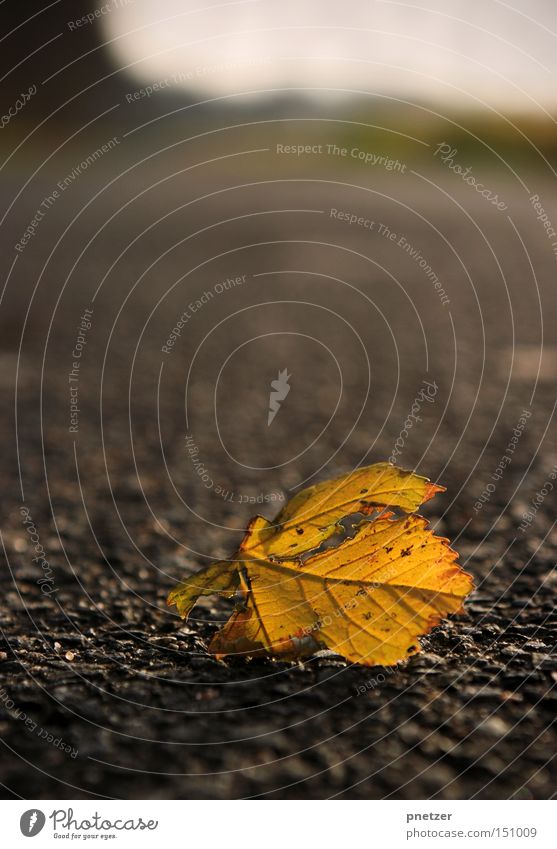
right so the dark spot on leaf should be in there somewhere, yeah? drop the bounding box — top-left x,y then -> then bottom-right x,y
296,528 -> 304,535
401,546 -> 412,557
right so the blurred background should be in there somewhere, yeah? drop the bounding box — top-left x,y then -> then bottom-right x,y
1,0 -> 556,801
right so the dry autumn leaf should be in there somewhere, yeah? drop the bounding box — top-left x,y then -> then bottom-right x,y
168,462 -> 473,666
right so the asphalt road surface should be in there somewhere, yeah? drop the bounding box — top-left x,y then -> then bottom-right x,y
1,136 -> 556,799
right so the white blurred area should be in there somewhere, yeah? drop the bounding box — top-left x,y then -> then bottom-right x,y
102,0 -> 557,111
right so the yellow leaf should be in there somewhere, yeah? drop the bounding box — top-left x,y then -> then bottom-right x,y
167,463 -> 473,666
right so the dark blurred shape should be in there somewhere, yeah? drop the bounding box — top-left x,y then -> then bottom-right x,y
1,1 -> 134,128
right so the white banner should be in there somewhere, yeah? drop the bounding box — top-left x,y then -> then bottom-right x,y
2,800 -> 554,848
